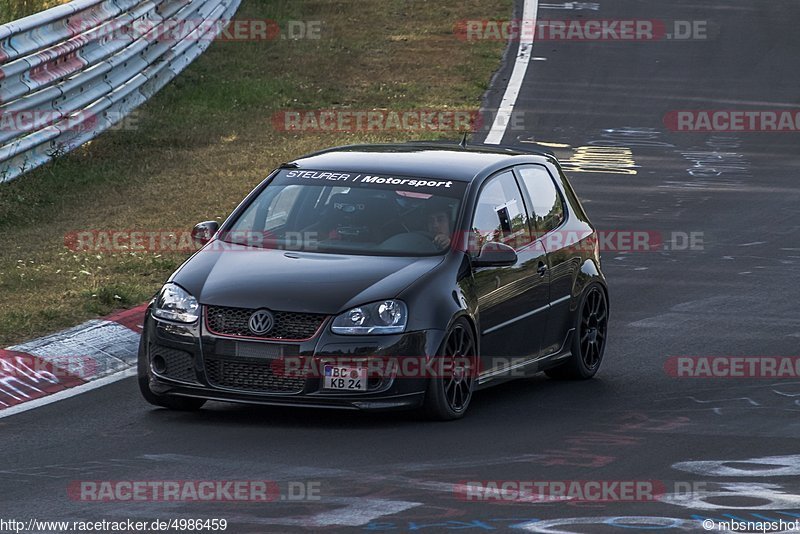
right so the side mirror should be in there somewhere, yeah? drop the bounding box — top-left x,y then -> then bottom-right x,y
472,241 -> 518,268
191,221 -> 219,246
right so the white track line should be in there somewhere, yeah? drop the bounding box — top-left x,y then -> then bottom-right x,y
0,367 -> 136,420
484,0 -> 539,145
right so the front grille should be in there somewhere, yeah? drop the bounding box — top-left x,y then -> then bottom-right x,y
206,306 -> 326,340
213,339 -> 300,359
205,359 -> 305,393
150,344 -> 197,383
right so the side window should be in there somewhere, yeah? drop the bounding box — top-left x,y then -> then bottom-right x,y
232,185 -> 302,233
518,165 -> 564,236
263,185 -> 302,230
469,171 -> 531,255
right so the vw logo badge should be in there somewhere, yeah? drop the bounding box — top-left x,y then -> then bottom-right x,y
248,309 -> 274,335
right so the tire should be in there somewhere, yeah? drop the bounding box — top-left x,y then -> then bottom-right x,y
422,318 -> 477,421
545,283 -> 608,380
137,336 -> 206,411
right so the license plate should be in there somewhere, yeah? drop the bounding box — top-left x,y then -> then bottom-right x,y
323,365 -> 367,391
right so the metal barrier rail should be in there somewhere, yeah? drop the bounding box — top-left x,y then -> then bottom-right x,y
0,0 -> 241,183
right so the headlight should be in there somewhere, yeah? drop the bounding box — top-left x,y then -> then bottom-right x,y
152,283 -> 200,323
331,300 -> 407,335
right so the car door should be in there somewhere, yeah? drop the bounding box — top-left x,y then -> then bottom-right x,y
515,164 -> 574,356
470,170 -> 550,376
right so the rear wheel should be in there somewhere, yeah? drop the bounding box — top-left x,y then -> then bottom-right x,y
422,319 -> 476,421
137,337 -> 206,411
545,284 -> 608,380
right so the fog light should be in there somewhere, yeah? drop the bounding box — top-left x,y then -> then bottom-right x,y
151,355 -> 167,374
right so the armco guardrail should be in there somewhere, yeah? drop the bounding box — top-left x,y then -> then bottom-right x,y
0,0 -> 241,183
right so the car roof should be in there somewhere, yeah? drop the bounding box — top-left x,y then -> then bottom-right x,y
287,142 -> 556,182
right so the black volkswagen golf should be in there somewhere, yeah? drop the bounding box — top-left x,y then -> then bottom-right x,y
138,142 -> 609,420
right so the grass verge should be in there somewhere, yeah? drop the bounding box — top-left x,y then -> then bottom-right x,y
0,0 -> 511,345
1,0 -> 72,24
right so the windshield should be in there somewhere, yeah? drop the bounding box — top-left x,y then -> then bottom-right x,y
221,169 -> 468,256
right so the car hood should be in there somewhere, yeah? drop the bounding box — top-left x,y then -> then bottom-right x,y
170,245 -> 444,315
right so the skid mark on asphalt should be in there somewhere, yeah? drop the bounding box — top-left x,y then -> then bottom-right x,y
255,498 -> 422,528
656,382 -> 800,415
0,459 -> 144,482
92,416 -> 690,525
685,396 -> 760,415
673,454 -> 800,477
12,415 -> 800,530
625,293 -> 800,333
0,414 -> 695,529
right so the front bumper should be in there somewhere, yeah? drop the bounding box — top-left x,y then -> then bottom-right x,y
141,307 -> 446,411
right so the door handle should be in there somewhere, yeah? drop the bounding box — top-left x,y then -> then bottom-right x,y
537,262 -> 548,276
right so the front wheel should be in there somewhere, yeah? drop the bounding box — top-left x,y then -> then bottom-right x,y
137,336 -> 206,411
545,284 -> 608,380
422,318 -> 477,421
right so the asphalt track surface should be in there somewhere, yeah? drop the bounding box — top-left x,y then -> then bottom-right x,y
3,1 -> 800,532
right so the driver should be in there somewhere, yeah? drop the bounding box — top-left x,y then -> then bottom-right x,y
426,208 -> 453,250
